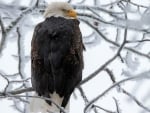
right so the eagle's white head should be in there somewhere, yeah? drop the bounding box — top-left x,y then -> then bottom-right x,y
44,2 -> 77,19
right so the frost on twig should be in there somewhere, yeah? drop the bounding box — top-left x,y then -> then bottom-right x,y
0,0 -> 150,113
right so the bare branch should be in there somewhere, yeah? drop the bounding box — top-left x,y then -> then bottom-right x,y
105,69 -> 150,113
79,20 -> 127,86
105,68 -> 116,83
80,19 -> 150,60
84,73 -> 150,113
79,52 -> 118,86
113,97 -> 121,113
0,2 -> 150,113
122,89 -> 150,112
78,87 -> 99,113
126,39 -> 150,43
122,0 -> 148,8
0,87 -> 33,96
93,105 -> 116,113
0,94 -> 67,113
78,86 -> 89,104
0,16 -> 6,55
76,0 -> 86,4
0,72 -> 9,92
16,27 -> 24,79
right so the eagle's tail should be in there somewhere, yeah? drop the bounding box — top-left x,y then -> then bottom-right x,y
29,92 -> 70,113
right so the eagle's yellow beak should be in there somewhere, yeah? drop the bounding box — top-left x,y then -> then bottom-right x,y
67,9 -> 77,18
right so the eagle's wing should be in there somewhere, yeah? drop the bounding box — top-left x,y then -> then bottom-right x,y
31,17 -> 84,109
31,22 -> 54,96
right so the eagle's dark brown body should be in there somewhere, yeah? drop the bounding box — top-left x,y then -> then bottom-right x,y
31,17 -> 84,108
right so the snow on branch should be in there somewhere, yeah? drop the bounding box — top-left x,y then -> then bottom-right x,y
0,0 -> 150,113
0,16 -> 6,55
84,72 -> 150,113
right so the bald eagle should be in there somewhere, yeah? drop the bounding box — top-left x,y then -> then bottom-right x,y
30,2 -> 84,113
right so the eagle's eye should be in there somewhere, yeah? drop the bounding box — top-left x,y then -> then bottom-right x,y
61,8 -> 77,18
62,9 -> 67,12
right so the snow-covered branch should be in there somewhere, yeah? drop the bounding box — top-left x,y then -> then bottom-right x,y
0,0 -> 150,113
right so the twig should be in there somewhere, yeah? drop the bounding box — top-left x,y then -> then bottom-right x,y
79,21 -> 127,86
105,68 -> 116,83
122,89 -> 150,112
102,68 -> 150,113
79,52 -> 118,86
17,27 -> 27,88
80,19 -> 150,60
4,73 -> 19,77
105,66 -> 150,112
35,0 -> 40,7
0,87 -> 34,95
113,97 -> 121,113
93,105 -> 116,113
0,94 -> 67,113
78,87 -> 98,113
101,0 -> 122,7
76,0 -> 86,4
126,39 -> 150,43
12,99 -> 24,113
122,0 -> 148,8
5,2 -> 45,39
87,7 -> 101,18
74,5 -> 123,14
0,16 -> 6,55
0,72 -> 9,92
67,0 -> 72,3
84,72 -> 150,113
10,77 -> 30,83
78,86 -> 89,104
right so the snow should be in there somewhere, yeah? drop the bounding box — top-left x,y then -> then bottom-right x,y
0,0 -> 150,113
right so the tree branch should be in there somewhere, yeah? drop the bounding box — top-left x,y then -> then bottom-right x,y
84,72 -> 150,113
0,16 -> 6,55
